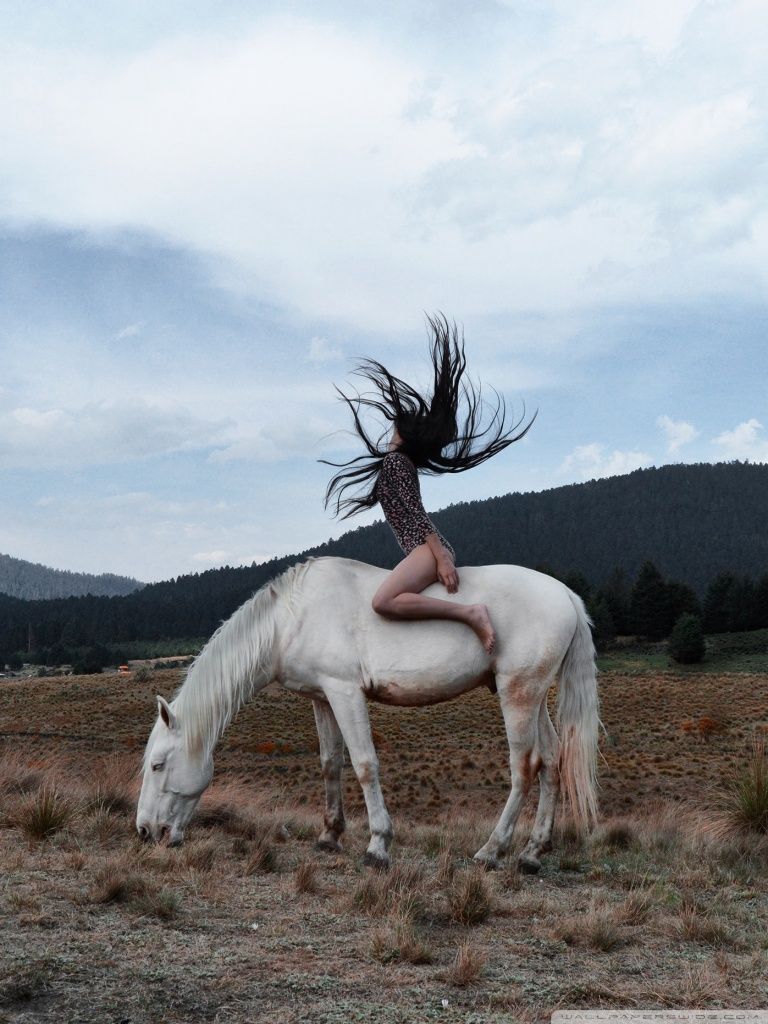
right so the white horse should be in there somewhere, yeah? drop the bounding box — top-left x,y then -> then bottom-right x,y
136,555 -> 604,871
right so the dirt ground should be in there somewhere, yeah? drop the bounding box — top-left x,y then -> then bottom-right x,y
0,668 -> 767,1023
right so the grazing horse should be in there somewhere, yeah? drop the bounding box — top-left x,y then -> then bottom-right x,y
136,556 -> 604,871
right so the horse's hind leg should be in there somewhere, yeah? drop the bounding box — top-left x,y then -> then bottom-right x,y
312,699 -> 346,853
518,700 -> 560,874
473,674 -> 540,871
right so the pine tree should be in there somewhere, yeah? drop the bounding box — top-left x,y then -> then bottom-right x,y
630,561 -> 671,639
588,595 -> 616,651
668,613 -> 706,664
600,566 -> 631,635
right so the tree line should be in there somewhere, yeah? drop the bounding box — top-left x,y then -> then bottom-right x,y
2,558 -> 766,672
2,459 -> 767,670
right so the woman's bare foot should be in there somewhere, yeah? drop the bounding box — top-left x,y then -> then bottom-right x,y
466,604 -> 496,654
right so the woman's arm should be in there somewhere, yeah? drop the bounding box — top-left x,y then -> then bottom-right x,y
425,531 -> 459,593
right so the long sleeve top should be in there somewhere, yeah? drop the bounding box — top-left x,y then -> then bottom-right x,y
374,451 -> 456,559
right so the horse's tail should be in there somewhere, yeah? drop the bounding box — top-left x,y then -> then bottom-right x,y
555,587 -> 604,835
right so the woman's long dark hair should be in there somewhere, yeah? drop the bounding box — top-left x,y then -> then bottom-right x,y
320,312 -> 538,520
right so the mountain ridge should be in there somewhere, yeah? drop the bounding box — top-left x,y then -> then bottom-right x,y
0,552 -> 145,601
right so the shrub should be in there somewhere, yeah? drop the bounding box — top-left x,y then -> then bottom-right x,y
668,613 -> 706,664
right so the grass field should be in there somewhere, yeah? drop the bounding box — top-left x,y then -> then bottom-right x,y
1,667 -> 767,1023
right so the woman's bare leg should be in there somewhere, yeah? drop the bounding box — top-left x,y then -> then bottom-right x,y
372,544 -> 496,653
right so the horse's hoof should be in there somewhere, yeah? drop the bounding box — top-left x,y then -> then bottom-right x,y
472,853 -> 500,872
518,855 -> 541,874
362,851 -> 390,872
314,838 -> 343,855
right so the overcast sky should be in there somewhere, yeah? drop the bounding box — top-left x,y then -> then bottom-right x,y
1,0 -> 766,583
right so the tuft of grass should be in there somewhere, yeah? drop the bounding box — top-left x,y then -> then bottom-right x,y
717,734 -> 768,836
294,859 -> 319,894
446,868 -> 492,926
594,819 -> 637,851
9,782 -> 74,840
244,832 -> 278,874
182,838 -> 217,872
435,845 -> 455,886
0,750 -> 45,797
352,861 -> 426,919
445,940 -> 486,986
553,900 -> 623,951
87,857 -> 181,919
370,913 -> 433,965
666,896 -> 733,947
614,888 -> 653,925
80,752 -> 137,817
88,859 -> 152,904
133,887 -> 181,920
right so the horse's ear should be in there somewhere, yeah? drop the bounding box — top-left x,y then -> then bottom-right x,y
157,695 -> 178,731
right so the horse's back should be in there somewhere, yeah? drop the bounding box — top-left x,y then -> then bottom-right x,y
283,557 -> 577,694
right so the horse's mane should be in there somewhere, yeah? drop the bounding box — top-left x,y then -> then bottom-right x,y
141,559 -> 312,771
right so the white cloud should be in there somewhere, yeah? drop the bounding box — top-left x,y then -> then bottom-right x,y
191,550 -> 230,564
115,322 -> 144,339
0,6 -> 765,330
0,399 -> 232,469
558,442 -> 653,480
307,336 -> 342,363
711,418 -> 768,461
656,414 -> 699,453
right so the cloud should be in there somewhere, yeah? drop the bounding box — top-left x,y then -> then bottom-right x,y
558,442 -> 654,480
0,399 -> 233,469
115,322 -> 144,339
207,413 -> 352,463
656,414 -> 699,453
0,6 -> 765,330
191,550 -> 230,564
711,418 -> 768,461
307,336 -> 342,363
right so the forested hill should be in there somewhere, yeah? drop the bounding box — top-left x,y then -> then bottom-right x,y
312,459 -> 767,597
1,460 -> 765,663
0,552 -> 145,600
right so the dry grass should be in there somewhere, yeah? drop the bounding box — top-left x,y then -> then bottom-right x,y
0,669 -> 767,1022
446,868 -> 493,925
352,860 -> 427,918
293,858 -> 319,893
71,851 -> 176,918
6,781 -> 75,840
552,897 -> 624,951
445,940 -> 486,986
370,913 -> 433,965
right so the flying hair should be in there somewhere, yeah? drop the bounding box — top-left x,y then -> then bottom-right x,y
319,311 -> 538,520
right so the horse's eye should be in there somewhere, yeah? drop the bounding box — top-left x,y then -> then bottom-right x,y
152,763 -> 165,772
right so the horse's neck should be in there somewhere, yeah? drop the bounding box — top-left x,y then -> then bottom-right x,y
173,587 -> 281,756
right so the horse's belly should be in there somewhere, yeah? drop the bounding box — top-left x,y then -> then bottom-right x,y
363,670 -> 493,707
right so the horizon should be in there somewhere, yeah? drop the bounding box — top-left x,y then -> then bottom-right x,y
1,2 -> 766,584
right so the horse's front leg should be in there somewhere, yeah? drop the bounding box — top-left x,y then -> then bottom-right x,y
312,698 -> 346,854
323,681 -> 394,870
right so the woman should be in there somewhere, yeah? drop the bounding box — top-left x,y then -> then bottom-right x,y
320,313 -> 537,655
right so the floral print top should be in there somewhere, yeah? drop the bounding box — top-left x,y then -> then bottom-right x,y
374,451 -> 456,560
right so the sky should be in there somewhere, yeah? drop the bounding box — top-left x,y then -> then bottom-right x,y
0,0 -> 766,584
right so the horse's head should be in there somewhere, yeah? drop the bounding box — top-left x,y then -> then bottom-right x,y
136,695 -> 213,846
